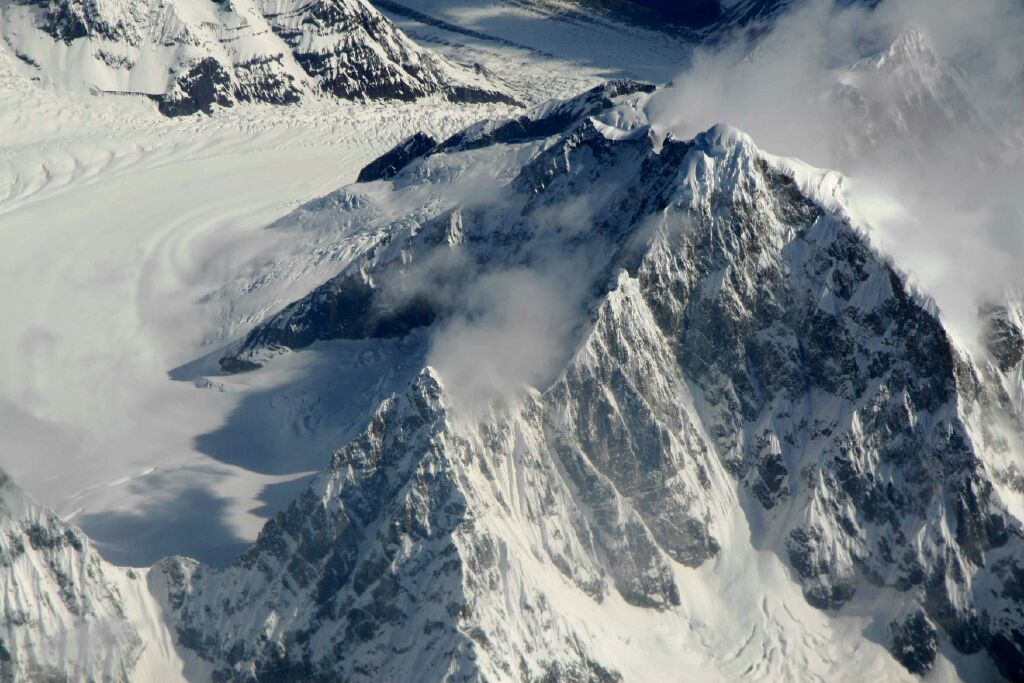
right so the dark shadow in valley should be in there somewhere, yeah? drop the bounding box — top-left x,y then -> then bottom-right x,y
108,333 -> 432,567
185,334 -> 429,476
249,475 -> 319,519
76,466 -> 248,568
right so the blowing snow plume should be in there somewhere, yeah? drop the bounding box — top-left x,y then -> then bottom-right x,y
645,0 -> 1024,348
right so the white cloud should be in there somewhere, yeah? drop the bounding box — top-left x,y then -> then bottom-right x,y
646,0 -> 1024,347
426,265 -> 586,413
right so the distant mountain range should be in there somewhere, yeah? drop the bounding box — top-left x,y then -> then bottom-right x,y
0,0 -> 516,115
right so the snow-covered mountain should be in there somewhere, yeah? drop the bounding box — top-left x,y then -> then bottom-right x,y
197,82 -> 1024,681
830,27 -> 1002,165
5,81 -> 1022,680
0,473 -> 185,681
0,0 -> 515,115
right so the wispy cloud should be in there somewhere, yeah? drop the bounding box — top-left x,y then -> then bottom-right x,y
426,265 -> 586,412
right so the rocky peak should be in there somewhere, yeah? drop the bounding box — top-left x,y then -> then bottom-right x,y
0,473 -> 178,681
872,26 -> 936,70
983,301 -> 1024,373
831,24 -> 996,164
206,89 -> 1024,677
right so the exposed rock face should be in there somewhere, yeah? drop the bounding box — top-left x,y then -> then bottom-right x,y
356,132 -> 437,182
889,611 -> 939,674
984,302 -> 1024,374
159,58 -> 236,117
0,0 -> 514,115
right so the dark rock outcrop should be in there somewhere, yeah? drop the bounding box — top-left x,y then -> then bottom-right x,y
357,132 -> 437,182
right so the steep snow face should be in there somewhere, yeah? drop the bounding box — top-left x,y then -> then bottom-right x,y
0,474 -> 184,682
150,88 -> 1024,679
0,0 -> 514,115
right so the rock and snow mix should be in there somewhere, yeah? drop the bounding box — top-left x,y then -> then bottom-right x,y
0,0 -> 514,115
3,79 -> 1023,681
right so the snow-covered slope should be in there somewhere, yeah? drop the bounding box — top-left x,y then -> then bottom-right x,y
0,0 -> 515,115
0,473 -> 185,682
